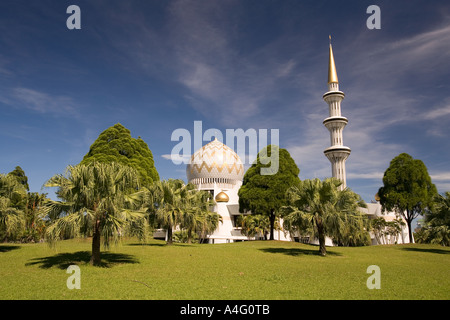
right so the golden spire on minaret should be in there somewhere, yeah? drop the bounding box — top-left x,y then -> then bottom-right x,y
328,35 -> 339,84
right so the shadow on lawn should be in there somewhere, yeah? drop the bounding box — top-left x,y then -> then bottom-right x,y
127,243 -> 166,247
0,245 -> 21,253
26,251 -> 139,269
401,247 -> 450,255
127,242 -> 195,247
259,247 -> 342,257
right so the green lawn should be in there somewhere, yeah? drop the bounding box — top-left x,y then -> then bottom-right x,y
0,238 -> 448,300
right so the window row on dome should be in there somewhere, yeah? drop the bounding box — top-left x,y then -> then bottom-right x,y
189,177 -> 237,186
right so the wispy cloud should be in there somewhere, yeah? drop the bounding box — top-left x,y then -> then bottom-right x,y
161,153 -> 191,164
167,0 -> 296,125
430,171 -> 450,194
1,87 -> 78,117
424,103 -> 450,120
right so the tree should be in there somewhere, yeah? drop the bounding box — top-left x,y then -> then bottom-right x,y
195,209 -> 222,243
80,123 -> 159,187
151,179 -> 187,245
1,169 -> 47,242
370,217 -> 387,244
8,166 -> 29,191
239,214 -> 271,240
238,145 -> 301,240
0,174 -> 27,242
180,188 -> 220,244
283,178 -> 367,256
378,153 -> 437,243
416,192 -> 450,246
42,162 -> 148,265
23,192 -> 48,242
370,217 -> 405,245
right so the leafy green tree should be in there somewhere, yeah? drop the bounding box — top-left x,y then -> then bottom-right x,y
283,178 -> 367,256
80,123 -> 159,187
378,153 -> 437,243
8,166 -> 29,191
238,145 -> 301,240
42,162 -> 148,265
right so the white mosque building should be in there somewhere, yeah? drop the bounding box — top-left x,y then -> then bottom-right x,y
185,137 -> 291,243
160,40 -> 411,245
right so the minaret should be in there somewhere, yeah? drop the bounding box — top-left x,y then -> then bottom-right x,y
323,37 -> 351,190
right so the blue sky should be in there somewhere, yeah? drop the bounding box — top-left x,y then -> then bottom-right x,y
0,0 -> 449,203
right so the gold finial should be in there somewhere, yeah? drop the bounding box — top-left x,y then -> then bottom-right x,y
215,191 -> 229,203
328,36 -> 339,84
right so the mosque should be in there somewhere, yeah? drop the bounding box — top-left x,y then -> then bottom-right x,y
163,41 -> 411,245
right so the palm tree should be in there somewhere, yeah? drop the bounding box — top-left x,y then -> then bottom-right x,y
196,209 -> 222,243
181,187 -> 219,243
416,192 -> 450,246
283,178 -> 367,256
370,217 -> 386,244
239,214 -> 270,240
41,162 -> 147,265
24,192 -> 48,242
152,179 -> 188,245
0,174 -> 27,242
332,188 -> 370,246
386,219 -> 405,244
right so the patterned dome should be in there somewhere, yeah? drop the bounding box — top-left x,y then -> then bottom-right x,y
186,138 -> 244,186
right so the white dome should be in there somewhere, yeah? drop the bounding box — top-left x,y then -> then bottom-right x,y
186,138 -> 244,186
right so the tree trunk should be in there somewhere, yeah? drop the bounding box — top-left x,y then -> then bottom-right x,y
269,211 -> 275,240
405,209 -> 414,244
316,219 -> 326,256
166,225 -> 173,245
90,219 -> 101,266
406,219 -> 413,244
187,229 -> 192,244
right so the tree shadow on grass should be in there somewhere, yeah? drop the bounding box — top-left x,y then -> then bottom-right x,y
25,251 -> 139,269
401,247 -> 450,255
259,247 -> 342,257
127,243 -> 166,247
0,245 -> 21,253
127,242 -> 195,247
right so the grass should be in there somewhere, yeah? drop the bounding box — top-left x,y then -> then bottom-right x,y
0,238 -> 449,300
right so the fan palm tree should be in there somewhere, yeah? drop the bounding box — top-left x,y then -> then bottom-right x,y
196,209 -> 222,243
41,162 -> 147,265
24,192 -> 48,242
283,178 -> 367,256
417,192 -> 450,246
239,214 -> 271,240
370,217 -> 387,244
181,188 -> 219,243
151,179 -> 189,245
0,174 -> 27,241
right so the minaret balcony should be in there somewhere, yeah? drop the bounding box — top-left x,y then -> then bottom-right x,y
323,116 -> 348,126
324,145 -> 351,155
323,90 -> 345,100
